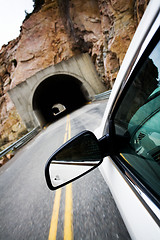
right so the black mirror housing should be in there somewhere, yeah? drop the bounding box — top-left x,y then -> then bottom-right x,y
45,131 -> 104,190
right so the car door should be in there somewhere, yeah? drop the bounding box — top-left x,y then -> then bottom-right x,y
99,25 -> 160,239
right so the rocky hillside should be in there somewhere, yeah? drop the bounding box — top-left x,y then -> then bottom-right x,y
0,0 -> 149,150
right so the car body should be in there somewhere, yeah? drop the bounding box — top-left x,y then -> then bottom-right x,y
97,1 -> 160,238
45,1 -> 160,239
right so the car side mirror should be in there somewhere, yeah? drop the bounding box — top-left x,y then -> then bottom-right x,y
45,131 -> 103,190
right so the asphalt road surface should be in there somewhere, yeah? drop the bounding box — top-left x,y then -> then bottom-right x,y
0,100 -> 131,240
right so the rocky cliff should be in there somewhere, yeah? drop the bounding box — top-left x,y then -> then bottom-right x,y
0,0 -> 149,151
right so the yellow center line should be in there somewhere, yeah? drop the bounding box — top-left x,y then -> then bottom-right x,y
64,131 -> 68,143
48,188 -> 61,240
120,153 -> 131,165
64,183 -> 73,240
64,115 -> 71,142
64,115 -> 73,240
48,115 -> 73,240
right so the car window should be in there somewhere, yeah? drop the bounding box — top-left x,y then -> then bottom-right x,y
113,35 -> 160,202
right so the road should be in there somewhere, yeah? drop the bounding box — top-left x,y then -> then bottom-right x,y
0,100 -> 131,240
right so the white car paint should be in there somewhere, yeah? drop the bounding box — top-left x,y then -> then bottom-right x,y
95,1 -> 160,239
99,157 -> 160,240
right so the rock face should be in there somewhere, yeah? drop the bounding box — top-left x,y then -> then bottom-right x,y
0,0 -> 149,150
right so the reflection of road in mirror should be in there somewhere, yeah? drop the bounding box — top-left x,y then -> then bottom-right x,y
49,164 -> 93,187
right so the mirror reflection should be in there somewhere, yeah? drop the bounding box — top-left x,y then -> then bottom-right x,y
48,131 -> 102,187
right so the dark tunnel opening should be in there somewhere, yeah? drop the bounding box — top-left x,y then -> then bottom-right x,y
32,74 -> 90,126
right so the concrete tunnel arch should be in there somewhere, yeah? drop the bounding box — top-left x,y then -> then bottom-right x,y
8,54 -> 106,131
32,74 -> 90,126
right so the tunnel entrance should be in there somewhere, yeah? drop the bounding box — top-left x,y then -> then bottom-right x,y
32,74 -> 89,126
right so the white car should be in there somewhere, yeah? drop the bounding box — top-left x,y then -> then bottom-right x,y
45,1 -> 160,239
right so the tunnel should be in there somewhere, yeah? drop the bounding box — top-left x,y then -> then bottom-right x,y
32,74 -> 90,126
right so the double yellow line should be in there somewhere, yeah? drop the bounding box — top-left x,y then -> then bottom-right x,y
48,115 -> 73,240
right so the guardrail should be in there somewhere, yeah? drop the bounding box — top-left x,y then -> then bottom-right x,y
0,91 -> 112,159
0,127 -> 40,159
93,90 -> 112,101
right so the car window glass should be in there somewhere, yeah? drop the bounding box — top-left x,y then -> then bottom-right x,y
114,39 -> 160,201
